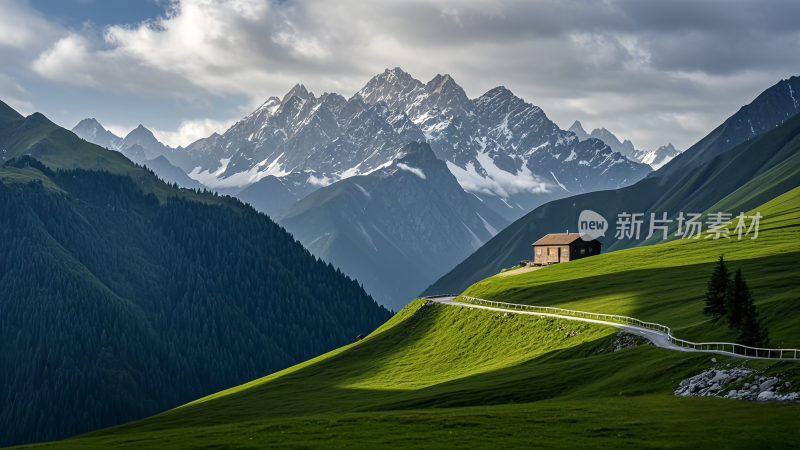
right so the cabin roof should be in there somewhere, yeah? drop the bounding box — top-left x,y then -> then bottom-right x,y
531,233 -> 600,246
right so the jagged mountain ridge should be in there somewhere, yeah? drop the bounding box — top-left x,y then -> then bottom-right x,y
356,69 -> 652,220
73,121 -> 203,190
168,68 -> 650,222
568,120 -> 681,170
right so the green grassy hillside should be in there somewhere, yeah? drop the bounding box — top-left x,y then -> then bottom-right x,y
11,299 -> 800,449
461,184 -> 800,347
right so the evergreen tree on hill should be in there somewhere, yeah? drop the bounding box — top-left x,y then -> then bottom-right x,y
703,255 -> 730,320
727,268 -> 770,348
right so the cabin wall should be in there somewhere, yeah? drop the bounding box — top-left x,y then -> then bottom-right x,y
533,241 -> 601,265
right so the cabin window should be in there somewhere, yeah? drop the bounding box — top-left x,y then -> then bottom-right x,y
589,247 -> 593,253
562,248 -> 568,256
580,248 -> 586,255
536,248 -> 541,256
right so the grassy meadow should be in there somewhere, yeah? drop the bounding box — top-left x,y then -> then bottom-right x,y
460,185 -> 800,347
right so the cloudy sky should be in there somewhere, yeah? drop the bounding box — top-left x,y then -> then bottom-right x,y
2,0 -> 800,151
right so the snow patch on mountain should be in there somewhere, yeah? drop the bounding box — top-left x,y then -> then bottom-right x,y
354,183 -> 372,200
477,213 -> 498,236
189,157 -> 231,186
397,163 -> 426,179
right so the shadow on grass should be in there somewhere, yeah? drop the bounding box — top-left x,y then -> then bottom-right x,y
84,303 -> 727,439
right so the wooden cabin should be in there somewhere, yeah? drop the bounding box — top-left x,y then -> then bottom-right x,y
522,233 -> 602,266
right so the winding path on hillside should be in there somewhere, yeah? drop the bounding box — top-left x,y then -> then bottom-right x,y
428,296 -> 789,360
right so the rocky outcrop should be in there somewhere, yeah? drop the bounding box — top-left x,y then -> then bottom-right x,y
675,366 -> 799,402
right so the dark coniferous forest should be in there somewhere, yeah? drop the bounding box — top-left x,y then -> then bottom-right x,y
0,157 -> 392,446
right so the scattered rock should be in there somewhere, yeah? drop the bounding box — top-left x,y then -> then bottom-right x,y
712,358 -> 717,363
757,391 -> 776,401
676,367 -> 799,403
606,331 -> 654,352
760,378 -> 778,391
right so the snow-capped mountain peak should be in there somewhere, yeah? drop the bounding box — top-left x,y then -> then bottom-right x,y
158,69 -> 652,221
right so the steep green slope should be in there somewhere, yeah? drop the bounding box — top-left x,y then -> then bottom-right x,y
13,300 -> 800,449
424,100 -> 800,297
461,184 -> 800,346
0,164 -> 391,444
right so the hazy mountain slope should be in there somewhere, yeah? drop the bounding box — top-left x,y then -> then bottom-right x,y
73,119 -> 205,190
568,120 -> 681,169
277,142 -> 509,310
235,175 -> 299,218
423,79 -> 800,296
144,155 -> 205,190
72,118 -> 122,149
654,75 -> 800,181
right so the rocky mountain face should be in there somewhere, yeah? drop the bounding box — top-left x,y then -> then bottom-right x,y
168,68 -> 650,223
72,118 -> 122,150
276,142 -> 508,310
568,120 -> 681,170
355,70 -> 652,221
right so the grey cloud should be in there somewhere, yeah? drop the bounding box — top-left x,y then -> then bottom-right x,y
8,0 -> 800,150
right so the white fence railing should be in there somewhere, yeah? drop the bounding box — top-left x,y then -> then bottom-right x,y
460,296 -> 799,360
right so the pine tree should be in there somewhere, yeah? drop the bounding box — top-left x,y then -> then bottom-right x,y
727,268 -> 770,348
703,255 -> 730,319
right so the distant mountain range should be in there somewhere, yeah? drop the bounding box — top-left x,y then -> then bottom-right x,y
276,142 -> 508,310
88,68 -> 648,223
72,68 -> 655,309
73,119 -> 203,189
424,75 -> 800,296
74,70 -> 654,223
568,120 -> 681,170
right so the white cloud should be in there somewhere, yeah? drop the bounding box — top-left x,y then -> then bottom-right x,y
0,0 -> 62,51
104,117 -> 237,148
308,174 -> 333,187
5,0 -> 800,151
151,118 -> 237,148
396,162 -> 426,179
